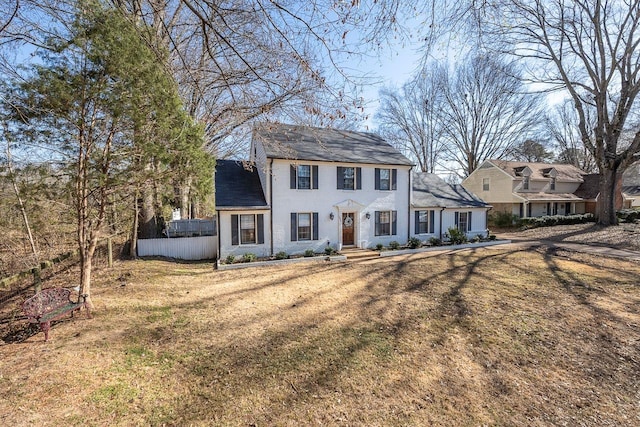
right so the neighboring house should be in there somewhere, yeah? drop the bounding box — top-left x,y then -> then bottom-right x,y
411,172 -> 491,241
215,123 -> 491,261
462,160 -> 589,218
622,162 -> 640,208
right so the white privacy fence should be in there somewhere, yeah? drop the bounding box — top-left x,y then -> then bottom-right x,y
138,218 -> 217,260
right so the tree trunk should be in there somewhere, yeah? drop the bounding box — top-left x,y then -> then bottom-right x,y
596,168 -> 619,226
79,248 -> 95,309
129,193 -> 139,258
139,182 -> 157,238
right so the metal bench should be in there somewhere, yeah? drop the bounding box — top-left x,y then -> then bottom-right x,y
22,288 -> 92,341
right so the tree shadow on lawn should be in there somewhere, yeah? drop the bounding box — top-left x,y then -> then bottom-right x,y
20,246 -> 639,425
100,248 -> 543,424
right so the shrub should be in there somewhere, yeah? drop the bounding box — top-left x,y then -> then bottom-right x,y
429,237 -> 441,246
489,211 -> 519,228
519,213 -> 595,229
470,234 -> 481,243
242,253 -> 257,263
618,209 -> 640,223
304,249 -> 315,257
375,243 -> 384,251
446,227 -> 467,245
275,251 -> 288,260
324,247 -> 335,255
408,237 -> 421,249
389,241 -> 400,250
224,255 -> 235,264
488,234 -> 497,241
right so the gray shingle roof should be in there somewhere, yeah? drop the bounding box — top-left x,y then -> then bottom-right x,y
487,159 -> 586,182
253,123 -> 414,166
574,174 -> 600,200
215,160 -> 268,209
412,172 -> 490,208
515,192 -> 585,202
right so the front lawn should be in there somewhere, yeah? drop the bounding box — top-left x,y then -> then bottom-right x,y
1,245 -> 639,426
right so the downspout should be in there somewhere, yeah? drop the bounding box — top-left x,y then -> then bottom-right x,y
215,209 -> 220,267
269,158 -> 274,257
439,207 -> 445,241
407,166 -> 413,242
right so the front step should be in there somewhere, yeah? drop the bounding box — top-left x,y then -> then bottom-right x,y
341,248 -> 380,261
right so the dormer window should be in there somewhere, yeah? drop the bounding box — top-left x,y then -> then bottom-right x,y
523,176 -> 530,190
550,177 -> 556,190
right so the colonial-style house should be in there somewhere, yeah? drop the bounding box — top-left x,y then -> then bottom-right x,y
215,123 -> 490,260
462,160 -> 590,218
411,172 -> 491,242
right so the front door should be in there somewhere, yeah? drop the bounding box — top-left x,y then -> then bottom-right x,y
342,212 -> 355,246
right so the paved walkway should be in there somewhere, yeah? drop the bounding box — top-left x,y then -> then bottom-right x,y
497,235 -> 640,262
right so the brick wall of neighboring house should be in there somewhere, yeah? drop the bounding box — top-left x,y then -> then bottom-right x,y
615,174 -> 624,210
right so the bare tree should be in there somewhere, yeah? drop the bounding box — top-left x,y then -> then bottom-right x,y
508,139 -> 554,163
548,100 -> 597,173
469,0 -> 640,225
376,63 -> 447,173
439,54 -> 544,177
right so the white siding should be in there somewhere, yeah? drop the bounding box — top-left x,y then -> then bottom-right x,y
442,209 -> 488,238
218,210 -> 271,258
270,159 -> 412,254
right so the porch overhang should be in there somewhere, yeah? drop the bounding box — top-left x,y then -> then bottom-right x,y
333,199 -> 366,212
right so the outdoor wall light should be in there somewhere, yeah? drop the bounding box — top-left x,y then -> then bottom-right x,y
329,212 -> 335,220
365,212 -> 371,219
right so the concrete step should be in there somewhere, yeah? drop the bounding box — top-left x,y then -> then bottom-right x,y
341,248 -> 380,261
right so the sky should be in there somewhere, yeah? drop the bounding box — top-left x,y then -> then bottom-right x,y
356,43 -> 423,131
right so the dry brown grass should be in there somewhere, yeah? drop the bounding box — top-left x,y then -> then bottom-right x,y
1,244 -> 639,426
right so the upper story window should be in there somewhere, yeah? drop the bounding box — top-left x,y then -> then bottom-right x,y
550,177 -> 556,190
375,168 -> 397,190
483,178 -> 490,191
522,176 -> 530,190
337,166 -> 361,190
290,164 -> 318,190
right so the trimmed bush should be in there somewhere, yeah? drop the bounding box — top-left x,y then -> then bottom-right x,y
389,241 -> 400,250
275,251 -> 288,260
618,209 -> 640,223
429,237 -> 442,246
408,237 -> 421,249
225,255 -> 235,264
519,213 -> 595,229
324,247 -> 335,255
304,249 -> 315,257
375,243 -> 384,251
